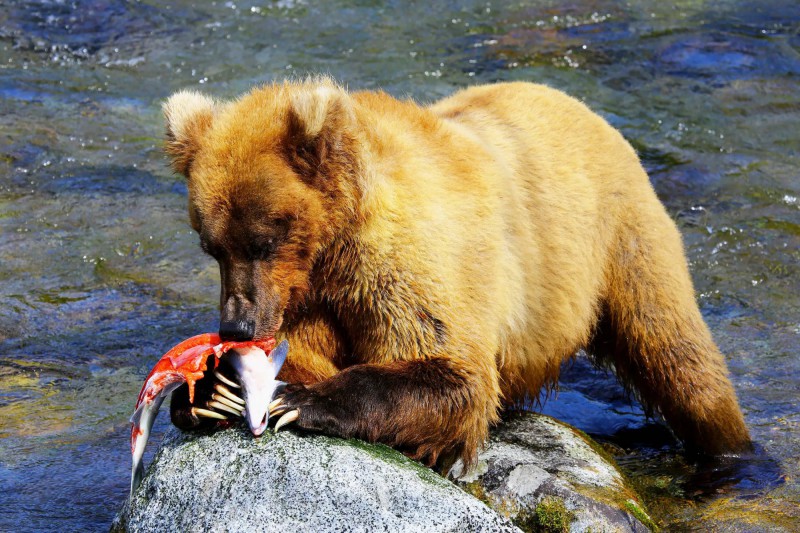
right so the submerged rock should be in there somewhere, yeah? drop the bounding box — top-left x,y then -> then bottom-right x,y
114,413 -> 653,532
454,413 -> 655,532
112,427 -> 518,533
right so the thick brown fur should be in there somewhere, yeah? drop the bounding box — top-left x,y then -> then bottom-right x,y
163,78 -> 751,467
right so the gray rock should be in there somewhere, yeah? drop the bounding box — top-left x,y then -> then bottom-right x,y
113,426 -> 519,533
113,413 -> 655,533
453,413 -> 655,532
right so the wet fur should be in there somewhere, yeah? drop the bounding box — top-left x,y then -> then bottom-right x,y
164,78 -> 751,467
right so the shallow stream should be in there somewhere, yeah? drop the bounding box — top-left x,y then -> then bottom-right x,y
1,1 -> 798,530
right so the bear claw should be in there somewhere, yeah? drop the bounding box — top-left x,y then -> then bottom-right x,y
214,370 -> 240,389
214,383 -> 245,405
207,400 -> 243,416
274,410 -> 300,432
192,407 -> 227,420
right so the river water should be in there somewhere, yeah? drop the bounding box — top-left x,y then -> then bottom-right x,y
0,1 -> 798,530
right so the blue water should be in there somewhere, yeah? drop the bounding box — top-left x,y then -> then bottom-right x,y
1,1 -> 798,530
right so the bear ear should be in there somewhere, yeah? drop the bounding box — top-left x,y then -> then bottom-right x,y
285,81 -> 355,182
163,90 -> 216,177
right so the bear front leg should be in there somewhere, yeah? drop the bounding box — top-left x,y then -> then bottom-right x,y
271,357 -> 500,468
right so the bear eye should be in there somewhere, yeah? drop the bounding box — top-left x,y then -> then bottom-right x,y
247,238 -> 276,261
245,217 -> 291,261
262,237 -> 276,256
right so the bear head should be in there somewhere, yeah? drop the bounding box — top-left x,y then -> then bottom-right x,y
163,79 -> 362,340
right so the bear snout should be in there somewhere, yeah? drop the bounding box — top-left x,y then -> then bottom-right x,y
218,319 -> 256,342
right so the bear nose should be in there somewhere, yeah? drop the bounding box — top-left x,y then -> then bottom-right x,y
219,319 -> 255,341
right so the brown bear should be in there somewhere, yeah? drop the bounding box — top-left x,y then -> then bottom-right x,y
162,78 -> 751,468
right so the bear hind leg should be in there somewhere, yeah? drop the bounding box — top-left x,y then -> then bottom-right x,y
591,223 -> 751,456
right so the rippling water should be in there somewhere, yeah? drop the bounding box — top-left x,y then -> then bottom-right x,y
0,1 -> 798,530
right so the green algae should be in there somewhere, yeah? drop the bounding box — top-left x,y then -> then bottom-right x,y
546,416 -> 657,527
527,496 -> 574,533
626,499 -> 659,532
323,435 -> 451,487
